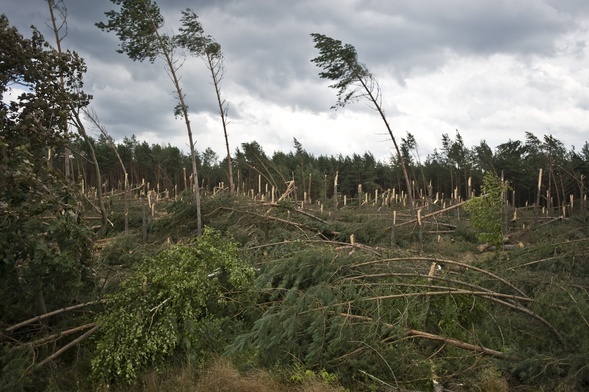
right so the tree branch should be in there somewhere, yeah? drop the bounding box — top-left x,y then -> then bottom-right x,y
31,324 -> 101,371
5,300 -> 104,333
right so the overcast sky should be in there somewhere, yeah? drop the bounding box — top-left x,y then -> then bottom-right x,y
4,0 -> 589,162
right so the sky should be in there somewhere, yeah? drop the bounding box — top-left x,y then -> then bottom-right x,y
3,0 -> 589,162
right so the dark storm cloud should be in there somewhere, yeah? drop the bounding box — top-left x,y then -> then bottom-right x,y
3,0 -> 588,159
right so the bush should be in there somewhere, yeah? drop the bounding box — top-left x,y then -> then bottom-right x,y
464,172 -> 508,246
91,228 -> 254,385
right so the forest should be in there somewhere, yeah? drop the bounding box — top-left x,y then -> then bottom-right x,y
2,2 -> 589,391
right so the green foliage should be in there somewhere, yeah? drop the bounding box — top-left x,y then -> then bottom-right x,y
0,15 -> 94,322
96,0 -> 165,63
464,172 -> 508,246
0,345 -> 34,392
175,9 -> 220,58
310,33 -> 370,109
289,364 -> 339,385
91,228 -> 254,384
229,246 -> 438,389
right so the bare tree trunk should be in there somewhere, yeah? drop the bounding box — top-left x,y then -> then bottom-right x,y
357,77 -> 414,214
47,0 -> 72,178
534,169 -> 543,227
333,171 -> 339,217
204,52 -> 234,194
84,108 -> 129,233
142,1 -> 202,235
70,110 -> 109,236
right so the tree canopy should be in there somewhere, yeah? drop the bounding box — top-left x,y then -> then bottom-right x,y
0,14 -> 93,321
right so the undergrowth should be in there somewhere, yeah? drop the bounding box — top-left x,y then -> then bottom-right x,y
21,193 -> 588,391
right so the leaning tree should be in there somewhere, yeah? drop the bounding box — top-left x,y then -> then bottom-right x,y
176,9 -> 235,194
310,33 -> 414,211
0,14 -> 94,323
97,0 -> 203,235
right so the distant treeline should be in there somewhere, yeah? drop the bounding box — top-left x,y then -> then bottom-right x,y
61,130 -> 588,208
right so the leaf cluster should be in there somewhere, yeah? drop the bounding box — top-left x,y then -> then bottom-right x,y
1,15 -> 94,323
1,15 -> 90,158
464,172 -> 508,246
310,33 -> 370,108
96,0 -> 165,63
175,9 -> 221,58
91,228 -> 254,384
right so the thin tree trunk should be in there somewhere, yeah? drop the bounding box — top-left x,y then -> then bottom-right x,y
333,171 -> 339,217
142,0 -> 202,235
534,169 -> 543,227
204,53 -> 235,195
71,111 -> 108,236
35,289 -> 47,316
84,108 -> 129,233
47,0 -> 72,179
32,324 -> 101,371
356,77 -> 414,213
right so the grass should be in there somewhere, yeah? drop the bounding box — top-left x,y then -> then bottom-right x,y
91,358 -> 345,392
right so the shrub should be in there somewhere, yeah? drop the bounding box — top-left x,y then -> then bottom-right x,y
91,228 -> 254,384
464,173 -> 508,246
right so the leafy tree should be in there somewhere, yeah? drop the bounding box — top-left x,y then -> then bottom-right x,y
474,140 -> 496,174
493,139 -> 533,204
310,33 -> 414,211
97,0 -> 203,235
0,14 -> 93,320
464,172 -> 508,246
441,130 -> 473,199
176,9 -> 235,194
91,228 -> 254,384
200,147 -> 220,191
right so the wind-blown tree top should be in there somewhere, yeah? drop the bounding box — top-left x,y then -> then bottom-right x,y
310,33 -> 414,210
175,9 -> 208,54
96,0 -> 165,62
176,9 -> 235,193
97,0 -> 204,235
310,33 -> 370,109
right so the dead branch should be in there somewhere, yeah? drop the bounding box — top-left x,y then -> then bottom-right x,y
405,328 -> 507,358
26,323 -> 97,347
246,238 -> 381,256
31,324 -> 101,372
345,290 -> 533,305
276,180 -> 296,203
341,275 -> 532,303
335,243 -> 382,257
262,202 -> 329,224
399,200 -> 470,226
538,216 -> 568,227
350,257 -> 528,298
213,206 -> 341,236
5,300 -> 105,333
488,297 -> 565,346
510,254 -> 569,270
336,272 -> 564,346
333,312 -> 508,359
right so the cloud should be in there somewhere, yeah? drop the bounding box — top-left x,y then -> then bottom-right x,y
3,0 -> 588,162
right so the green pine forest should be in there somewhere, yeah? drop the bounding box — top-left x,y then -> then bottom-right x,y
2,3 -> 589,392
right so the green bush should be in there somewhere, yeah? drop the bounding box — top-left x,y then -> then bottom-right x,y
91,228 -> 254,385
464,173 -> 508,246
